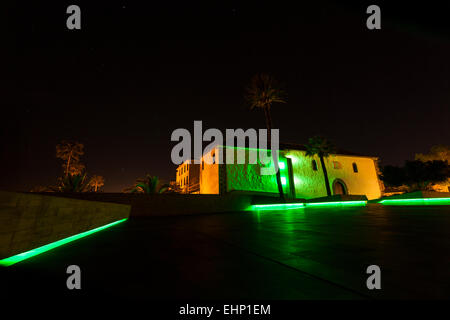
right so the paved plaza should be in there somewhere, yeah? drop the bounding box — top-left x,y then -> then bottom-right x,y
3,205 -> 450,300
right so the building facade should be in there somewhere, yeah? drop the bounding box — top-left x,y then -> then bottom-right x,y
198,144 -> 383,200
176,160 -> 200,194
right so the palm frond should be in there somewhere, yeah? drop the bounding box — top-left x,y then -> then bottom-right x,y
304,136 -> 336,158
245,73 -> 287,110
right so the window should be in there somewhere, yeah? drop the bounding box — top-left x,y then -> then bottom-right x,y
202,160 -> 204,170
352,162 -> 358,173
312,160 -> 318,171
332,161 -> 342,169
212,152 -> 216,164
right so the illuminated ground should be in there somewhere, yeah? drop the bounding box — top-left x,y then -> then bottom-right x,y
3,205 -> 450,300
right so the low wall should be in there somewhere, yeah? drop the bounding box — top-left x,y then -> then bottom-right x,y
32,192 -> 255,217
0,191 -> 131,260
130,193 -> 253,216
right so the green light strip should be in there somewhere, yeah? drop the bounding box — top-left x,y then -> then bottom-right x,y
0,218 -> 128,267
305,200 -> 367,208
250,203 -> 305,210
250,200 -> 367,211
378,198 -> 450,206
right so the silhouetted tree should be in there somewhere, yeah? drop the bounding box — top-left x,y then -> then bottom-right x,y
380,165 -> 406,187
415,145 -> 450,163
57,172 -> 90,192
381,160 -> 449,191
404,160 -> 449,191
305,136 -> 336,197
88,175 -> 105,192
124,175 -> 169,194
56,141 -> 85,177
245,73 -> 287,200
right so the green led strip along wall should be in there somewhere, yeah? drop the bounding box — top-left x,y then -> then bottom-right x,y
250,200 -> 367,211
251,203 -> 305,210
304,200 -> 367,208
378,198 -> 450,206
0,218 -> 128,267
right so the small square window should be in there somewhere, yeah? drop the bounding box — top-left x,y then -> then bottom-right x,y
332,161 -> 342,169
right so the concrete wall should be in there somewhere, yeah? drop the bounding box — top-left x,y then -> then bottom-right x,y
0,191 -> 130,260
28,192 -> 255,217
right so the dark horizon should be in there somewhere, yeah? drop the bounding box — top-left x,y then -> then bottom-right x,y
3,1 -> 450,192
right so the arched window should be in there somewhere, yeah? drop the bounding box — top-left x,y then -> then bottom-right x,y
312,160 -> 318,171
352,162 -> 358,173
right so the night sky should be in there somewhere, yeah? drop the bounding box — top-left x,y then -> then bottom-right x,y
3,1 -> 450,192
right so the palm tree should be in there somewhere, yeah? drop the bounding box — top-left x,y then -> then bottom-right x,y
56,141 -> 85,177
245,73 -> 287,200
304,136 -> 336,197
57,172 -> 90,193
89,175 -> 105,192
124,174 -> 169,194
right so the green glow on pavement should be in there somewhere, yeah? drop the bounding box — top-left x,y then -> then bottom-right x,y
378,198 -> 450,206
305,200 -> 367,208
0,218 -> 128,267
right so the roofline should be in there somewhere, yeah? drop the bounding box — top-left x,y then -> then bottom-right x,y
207,143 -> 379,160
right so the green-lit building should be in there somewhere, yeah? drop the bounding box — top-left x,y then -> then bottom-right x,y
198,144 -> 383,200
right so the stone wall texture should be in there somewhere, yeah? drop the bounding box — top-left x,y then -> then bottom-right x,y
0,191 -> 131,260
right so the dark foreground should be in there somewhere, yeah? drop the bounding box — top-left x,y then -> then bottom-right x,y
3,205 -> 450,301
